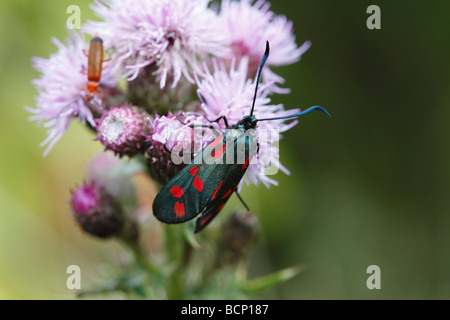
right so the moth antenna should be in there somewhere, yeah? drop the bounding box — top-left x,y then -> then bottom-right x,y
256,106 -> 331,122
250,41 -> 270,116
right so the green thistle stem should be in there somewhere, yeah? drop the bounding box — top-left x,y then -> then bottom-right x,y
165,225 -> 185,299
194,247 -> 222,294
123,239 -> 160,276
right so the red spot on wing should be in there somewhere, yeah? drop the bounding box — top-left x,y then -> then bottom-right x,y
212,143 -> 226,159
221,189 -> 232,199
189,166 -> 198,176
242,157 -> 250,170
211,180 -> 223,200
174,201 -> 185,218
170,185 -> 183,198
194,177 -> 204,192
209,135 -> 223,149
200,214 -> 212,226
216,203 -> 225,212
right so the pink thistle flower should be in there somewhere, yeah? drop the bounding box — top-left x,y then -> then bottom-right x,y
85,0 -> 227,89
218,0 -> 310,92
25,32 -> 118,156
95,104 -> 152,157
146,111 -> 216,184
195,58 -> 300,188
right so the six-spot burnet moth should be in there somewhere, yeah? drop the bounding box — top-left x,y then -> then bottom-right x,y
152,41 -> 330,233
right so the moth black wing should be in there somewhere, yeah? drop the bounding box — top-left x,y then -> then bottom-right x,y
153,129 -> 257,232
194,164 -> 244,233
153,134 -> 229,224
194,129 -> 258,232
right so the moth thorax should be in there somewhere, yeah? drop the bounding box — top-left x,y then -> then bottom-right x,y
225,128 -> 257,165
237,115 -> 258,131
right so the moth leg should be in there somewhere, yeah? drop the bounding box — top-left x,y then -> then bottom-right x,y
176,114 -> 213,129
163,143 -> 201,155
203,115 -> 230,128
235,190 -> 250,211
175,115 -> 223,145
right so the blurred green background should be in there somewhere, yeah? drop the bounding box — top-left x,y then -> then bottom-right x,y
0,0 -> 449,299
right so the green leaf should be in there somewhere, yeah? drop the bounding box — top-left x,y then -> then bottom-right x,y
240,264 -> 306,294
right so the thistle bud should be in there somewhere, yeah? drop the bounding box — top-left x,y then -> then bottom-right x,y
219,211 -> 260,264
127,64 -> 199,113
146,141 -> 186,185
70,181 -> 124,239
95,104 -> 151,157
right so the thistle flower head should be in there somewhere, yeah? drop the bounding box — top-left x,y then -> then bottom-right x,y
85,0 -> 227,89
146,112 -> 189,184
218,0 -> 310,92
147,112 -> 215,184
25,32 -> 118,156
146,111 -> 216,184
95,104 -> 152,157
70,181 -> 124,238
195,58 -> 300,188
220,211 -> 259,263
